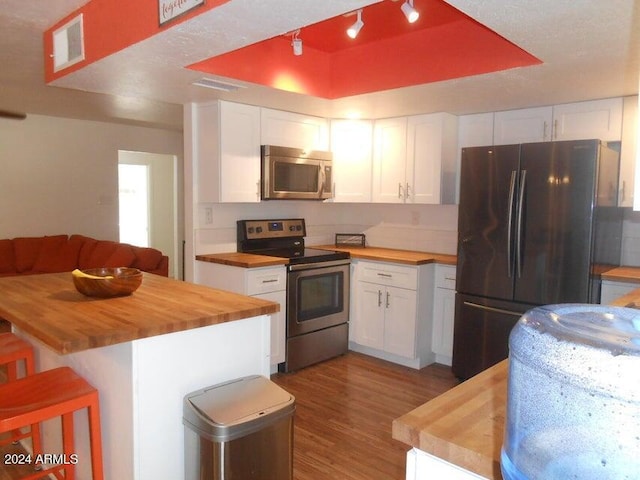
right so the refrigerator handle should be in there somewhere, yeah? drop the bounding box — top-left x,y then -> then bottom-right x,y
507,170 -> 517,278
516,170 -> 527,278
463,301 -> 524,318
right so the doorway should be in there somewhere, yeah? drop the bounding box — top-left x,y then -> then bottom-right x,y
118,151 -> 178,278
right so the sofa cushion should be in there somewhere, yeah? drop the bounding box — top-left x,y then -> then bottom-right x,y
14,235 -> 68,273
104,244 -> 137,268
0,239 -> 15,274
132,247 -> 163,272
33,235 -> 83,273
78,240 -> 137,269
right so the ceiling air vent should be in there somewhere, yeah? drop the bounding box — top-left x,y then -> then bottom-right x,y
52,14 -> 85,72
192,78 -> 246,92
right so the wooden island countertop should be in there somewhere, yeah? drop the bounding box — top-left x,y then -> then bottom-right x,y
393,360 -> 508,479
392,278 -> 640,480
0,271 -> 279,354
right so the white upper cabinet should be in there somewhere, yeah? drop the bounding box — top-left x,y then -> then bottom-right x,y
493,98 -> 623,146
458,112 -> 495,149
260,108 -> 329,150
372,113 -> 458,204
407,113 -> 458,204
372,117 -> 408,203
330,119 -> 373,203
552,97 -> 623,142
196,100 -> 261,203
493,106 -> 553,145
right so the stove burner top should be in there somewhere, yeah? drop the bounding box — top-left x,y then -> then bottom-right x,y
237,219 -> 350,265
257,247 -> 349,265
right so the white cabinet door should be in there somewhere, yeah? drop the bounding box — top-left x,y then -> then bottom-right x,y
431,265 -> 456,366
330,119 -> 373,203
196,101 -> 261,203
260,108 -> 329,150
255,289 -> 286,365
493,106 -> 553,145
552,97 -> 623,142
372,117 -> 408,203
619,95 -> 637,208
458,113 -> 494,149
406,113 -> 458,205
384,286 -> 417,358
600,280 -> 638,305
353,281 -> 385,350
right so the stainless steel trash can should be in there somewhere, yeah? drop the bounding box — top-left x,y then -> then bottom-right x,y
183,375 -> 295,480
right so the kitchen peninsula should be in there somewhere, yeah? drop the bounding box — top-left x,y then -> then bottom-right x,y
0,272 -> 279,480
392,275 -> 640,480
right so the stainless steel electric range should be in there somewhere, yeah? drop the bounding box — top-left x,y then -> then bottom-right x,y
237,219 -> 350,372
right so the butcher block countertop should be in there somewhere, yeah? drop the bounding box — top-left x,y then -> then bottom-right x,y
196,246 -> 456,267
196,252 -> 288,268
314,245 -> 457,265
601,265 -> 640,283
0,272 -> 279,355
392,360 -> 508,479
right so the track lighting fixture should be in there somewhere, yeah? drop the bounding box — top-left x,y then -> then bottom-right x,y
401,0 -> 419,23
291,29 -> 302,56
346,9 -> 364,39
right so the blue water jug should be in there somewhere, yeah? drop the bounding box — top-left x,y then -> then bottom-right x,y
501,304 -> 640,480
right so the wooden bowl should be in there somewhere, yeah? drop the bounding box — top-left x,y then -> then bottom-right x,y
72,267 -> 143,298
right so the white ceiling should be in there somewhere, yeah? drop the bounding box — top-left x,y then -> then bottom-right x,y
0,0 -> 638,132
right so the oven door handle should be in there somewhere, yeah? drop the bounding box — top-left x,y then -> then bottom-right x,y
287,259 -> 351,271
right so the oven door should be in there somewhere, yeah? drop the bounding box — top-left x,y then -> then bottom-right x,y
287,260 -> 350,336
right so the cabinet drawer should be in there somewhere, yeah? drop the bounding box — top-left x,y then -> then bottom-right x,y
435,265 -> 456,290
246,267 -> 286,295
358,261 -> 417,290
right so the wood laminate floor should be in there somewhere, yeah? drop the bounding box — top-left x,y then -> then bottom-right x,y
272,352 -> 458,480
0,345 -> 457,480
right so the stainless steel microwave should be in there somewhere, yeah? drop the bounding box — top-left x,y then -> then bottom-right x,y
261,145 -> 333,200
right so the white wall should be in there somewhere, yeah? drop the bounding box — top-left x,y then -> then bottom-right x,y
0,114 -> 183,246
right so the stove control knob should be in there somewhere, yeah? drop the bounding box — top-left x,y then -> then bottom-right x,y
289,226 -> 295,231
296,225 -> 302,231
248,227 -> 255,234
256,227 -> 263,234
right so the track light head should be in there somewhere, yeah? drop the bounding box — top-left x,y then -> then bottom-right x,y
291,29 -> 302,56
347,9 -> 364,39
401,0 -> 419,23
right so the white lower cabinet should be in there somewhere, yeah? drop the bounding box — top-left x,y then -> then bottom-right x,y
431,265 -> 456,366
406,449 -> 488,480
350,260 -> 434,368
195,262 -> 286,369
600,279 -> 638,305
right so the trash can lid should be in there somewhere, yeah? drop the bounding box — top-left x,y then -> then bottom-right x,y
186,375 -> 294,427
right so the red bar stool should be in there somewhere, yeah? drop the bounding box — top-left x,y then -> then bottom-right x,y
0,332 -> 35,381
0,332 -> 42,461
0,366 -> 104,480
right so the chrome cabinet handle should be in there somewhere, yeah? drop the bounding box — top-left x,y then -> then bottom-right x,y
377,273 -> 392,278
261,279 -> 278,284
405,183 -> 411,199
398,182 -> 404,199
256,181 -> 260,201
386,291 -> 390,308
377,290 -> 382,307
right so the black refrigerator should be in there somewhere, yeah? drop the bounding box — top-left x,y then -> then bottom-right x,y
452,139 -> 623,379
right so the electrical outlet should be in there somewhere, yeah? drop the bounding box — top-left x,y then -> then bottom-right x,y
205,207 -> 213,224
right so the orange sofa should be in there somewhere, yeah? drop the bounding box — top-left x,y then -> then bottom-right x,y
0,234 -> 168,277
